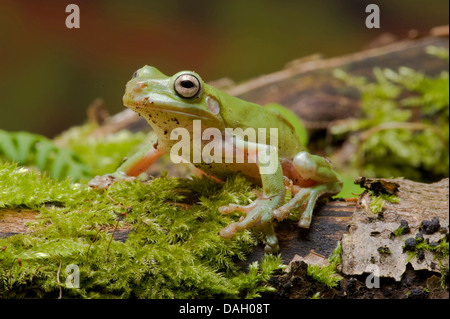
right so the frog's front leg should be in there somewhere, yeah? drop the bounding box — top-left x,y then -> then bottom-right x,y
88,136 -> 166,189
273,152 -> 342,228
218,138 -> 285,253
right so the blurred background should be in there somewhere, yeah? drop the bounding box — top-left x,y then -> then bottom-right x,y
1,0 -> 449,137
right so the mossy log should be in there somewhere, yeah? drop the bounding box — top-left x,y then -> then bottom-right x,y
2,178 -> 448,270
1,175 -> 448,298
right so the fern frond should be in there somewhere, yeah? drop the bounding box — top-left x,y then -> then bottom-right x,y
0,129 -> 90,181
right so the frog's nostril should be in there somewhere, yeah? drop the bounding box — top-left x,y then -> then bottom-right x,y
132,69 -> 141,79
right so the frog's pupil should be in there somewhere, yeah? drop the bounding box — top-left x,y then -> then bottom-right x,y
181,80 -> 194,88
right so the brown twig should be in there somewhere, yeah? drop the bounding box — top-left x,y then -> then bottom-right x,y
107,195 -> 121,205
105,195 -> 132,256
86,228 -> 103,263
358,121 -> 443,142
107,213 -> 126,255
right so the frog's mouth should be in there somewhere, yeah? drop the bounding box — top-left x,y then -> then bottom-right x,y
124,100 -> 215,121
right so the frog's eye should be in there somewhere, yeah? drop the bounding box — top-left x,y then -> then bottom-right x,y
174,74 -> 201,99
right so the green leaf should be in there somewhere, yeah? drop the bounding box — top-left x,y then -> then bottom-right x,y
35,139 -> 57,170
0,129 -> 91,181
0,129 -> 19,160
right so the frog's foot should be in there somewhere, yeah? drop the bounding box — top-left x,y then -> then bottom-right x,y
88,173 -> 135,189
272,177 -> 301,221
218,195 -> 283,253
218,202 -> 258,239
273,182 -> 342,228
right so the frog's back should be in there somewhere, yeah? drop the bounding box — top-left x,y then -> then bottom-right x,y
216,90 -> 304,158
261,105 -> 304,157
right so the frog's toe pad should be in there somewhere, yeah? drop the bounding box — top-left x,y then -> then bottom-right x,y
264,243 -> 280,254
298,216 -> 312,229
88,174 -> 135,189
219,223 -> 237,239
218,203 -> 256,215
273,206 -> 290,221
88,175 -> 118,189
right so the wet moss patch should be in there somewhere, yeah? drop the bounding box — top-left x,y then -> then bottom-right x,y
0,161 -> 283,298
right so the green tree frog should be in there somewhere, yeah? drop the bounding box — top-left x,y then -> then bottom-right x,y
89,66 -> 342,253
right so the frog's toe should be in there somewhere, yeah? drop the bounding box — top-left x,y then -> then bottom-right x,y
88,173 -> 136,189
273,206 -> 291,221
219,223 -> 237,239
265,243 -> 280,254
88,174 -> 117,189
218,203 -> 257,215
218,195 -> 284,254
218,201 -> 261,239
298,215 -> 312,229
264,234 -> 280,254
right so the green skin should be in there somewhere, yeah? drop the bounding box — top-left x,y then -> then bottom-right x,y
89,66 -> 342,253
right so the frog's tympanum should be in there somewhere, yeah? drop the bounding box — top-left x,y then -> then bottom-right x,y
89,66 -> 342,253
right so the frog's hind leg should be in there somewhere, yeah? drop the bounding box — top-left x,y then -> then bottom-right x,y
274,152 -> 342,228
218,139 -> 286,253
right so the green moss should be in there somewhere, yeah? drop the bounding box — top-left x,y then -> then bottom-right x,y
369,191 -> 399,214
306,242 -> 342,288
230,254 -> 285,299
369,195 -> 385,214
405,237 -> 449,288
415,238 -> 449,259
310,292 -> 321,299
307,264 -> 341,289
333,46 -> 449,181
393,227 -> 406,237
0,162 -> 89,210
328,241 -> 342,266
377,246 -> 391,255
0,161 -> 283,298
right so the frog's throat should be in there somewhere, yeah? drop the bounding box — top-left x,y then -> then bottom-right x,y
124,102 -> 214,121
